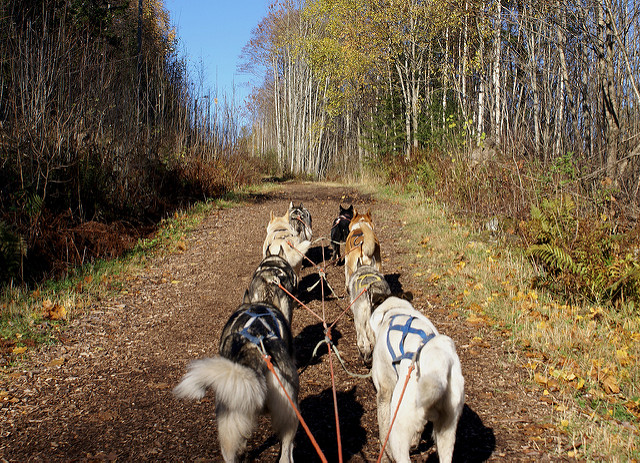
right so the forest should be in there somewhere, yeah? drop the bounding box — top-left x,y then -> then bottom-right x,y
1,0 -> 640,300
1,1 -> 639,460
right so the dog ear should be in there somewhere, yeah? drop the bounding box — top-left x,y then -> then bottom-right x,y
370,292 -> 389,309
398,291 -> 413,302
270,211 -> 275,221
289,201 -> 294,210
242,289 -> 251,304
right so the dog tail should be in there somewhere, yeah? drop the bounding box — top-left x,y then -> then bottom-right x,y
295,239 -> 312,256
174,357 -> 266,414
416,336 -> 460,411
358,228 -> 378,265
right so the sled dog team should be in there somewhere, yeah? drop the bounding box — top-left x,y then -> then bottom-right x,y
174,202 -> 465,463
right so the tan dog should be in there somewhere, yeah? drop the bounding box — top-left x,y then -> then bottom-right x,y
263,210 -> 311,277
344,209 -> 381,288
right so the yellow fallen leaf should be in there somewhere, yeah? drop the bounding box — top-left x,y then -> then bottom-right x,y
47,358 -> 65,367
12,346 -> 27,354
602,375 -> 621,394
560,419 -> 569,428
44,303 -> 67,320
534,373 -> 548,385
575,378 -> 585,390
466,314 -> 486,325
616,349 -> 629,365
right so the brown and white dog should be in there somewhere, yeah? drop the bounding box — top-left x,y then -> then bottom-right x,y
344,209 -> 381,288
263,210 -> 311,277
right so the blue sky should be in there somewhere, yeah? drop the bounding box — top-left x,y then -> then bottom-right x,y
164,1 -> 270,107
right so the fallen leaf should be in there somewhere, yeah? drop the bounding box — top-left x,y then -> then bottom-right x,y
12,346 -> 27,355
534,373 -> 548,385
602,375 -> 621,394
47,358 -> 65,367
44,302 -> 67,320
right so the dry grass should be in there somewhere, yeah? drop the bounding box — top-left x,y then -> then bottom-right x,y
380,188 -> 640,461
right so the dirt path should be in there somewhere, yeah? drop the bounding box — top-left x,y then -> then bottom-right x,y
1,183 -> 568,462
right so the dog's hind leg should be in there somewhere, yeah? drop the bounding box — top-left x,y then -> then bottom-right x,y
432,365 -> 464,463
374,385 -> 393,462
216,405 -> 257,463
386,380 -> 424,463
265,370 -> 298,463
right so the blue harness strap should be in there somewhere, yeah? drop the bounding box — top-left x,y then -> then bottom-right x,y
386,314 -> 435,370
239,307 -> 283,348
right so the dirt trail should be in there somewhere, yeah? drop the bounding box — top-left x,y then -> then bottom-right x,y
1,183 -> 567,462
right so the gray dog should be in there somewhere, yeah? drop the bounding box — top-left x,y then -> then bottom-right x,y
174,303 -> 299,463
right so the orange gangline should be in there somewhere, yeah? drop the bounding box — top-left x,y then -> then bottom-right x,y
262,354 -> 328,463
376,364 -> 416,463
328,286 -> 367,331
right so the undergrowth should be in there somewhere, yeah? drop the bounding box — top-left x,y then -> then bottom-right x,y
0,189 -> 263,367
375,181 -> 639,460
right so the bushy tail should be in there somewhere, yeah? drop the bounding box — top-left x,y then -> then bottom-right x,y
173,357 -> 266,414
416,337 -> 456,411
359,227 -> 377,264
294,239 -> 312,257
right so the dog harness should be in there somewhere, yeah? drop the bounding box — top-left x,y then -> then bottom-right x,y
353,272 -> 383,293
347,229 -> 364,250
386,314 -> 435,372
331,214 -> 351,230
238,306 -> 284,349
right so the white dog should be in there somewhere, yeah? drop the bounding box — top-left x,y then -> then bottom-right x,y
369,297 -> 464,463
263,210 -> 311,277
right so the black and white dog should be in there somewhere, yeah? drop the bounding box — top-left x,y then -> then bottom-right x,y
288,201 -> 312,242
347,263 -> 392,366
174,303 -> 299,463
243,250 -> 298,323
369,297 -> 464,463
330,204 -> 354,260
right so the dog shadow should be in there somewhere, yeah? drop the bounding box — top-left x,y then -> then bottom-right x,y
418,404 -> 495,462
294,322 -> 343,369
298,272 -> 337,304
384,272 -> 414,301
303,245 -> 332,268
294,386 -> 367,462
